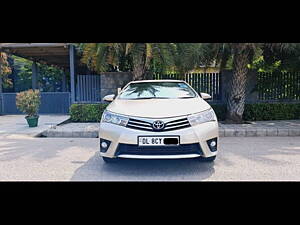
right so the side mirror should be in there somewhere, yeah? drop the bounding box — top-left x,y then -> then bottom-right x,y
117,88 -> 122,94
200,92 -> 212,100
103,94 -> 115,102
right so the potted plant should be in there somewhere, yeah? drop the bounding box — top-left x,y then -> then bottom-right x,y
16,89 -> 41,127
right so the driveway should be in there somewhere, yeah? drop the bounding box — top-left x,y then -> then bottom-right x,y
0,136 -> 299,181
0,115 -> 69,137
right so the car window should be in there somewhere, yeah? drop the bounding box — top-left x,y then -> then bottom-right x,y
118,82 -> 197,99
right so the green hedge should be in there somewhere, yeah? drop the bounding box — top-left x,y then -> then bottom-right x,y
70,104 -> 109,122
211,103 -> 300,121
210,104 -> 227,121
70,103 -> 300,122
243,103 -> 300,121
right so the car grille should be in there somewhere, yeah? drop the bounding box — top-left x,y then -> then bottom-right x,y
126,117 -> 191,132
115,143 -> 203,156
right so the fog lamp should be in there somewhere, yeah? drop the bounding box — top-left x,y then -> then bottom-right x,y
210,141 -> 216,147
100,138 -> 111,153
207,138 -> 218,152
101,142 -> 108,148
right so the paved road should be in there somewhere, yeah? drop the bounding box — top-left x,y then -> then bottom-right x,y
0,136 -> 299,181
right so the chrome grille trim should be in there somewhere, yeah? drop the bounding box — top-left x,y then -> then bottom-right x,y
128,120 -> 152,127
164,123 -> 190,131
126,116 -> 191,132
127,123 -> 153,130
165,120 -> 189,127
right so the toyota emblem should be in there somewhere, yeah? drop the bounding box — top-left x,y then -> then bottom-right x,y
152,120 -> 165,131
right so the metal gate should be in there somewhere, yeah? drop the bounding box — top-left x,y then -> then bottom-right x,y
0,92 -> 71,114
76,75 -> 101,103
153,73 -> 222,101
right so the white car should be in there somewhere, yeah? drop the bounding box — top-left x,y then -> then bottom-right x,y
99,80 -> 219,163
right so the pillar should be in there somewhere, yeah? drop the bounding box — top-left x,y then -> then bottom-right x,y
69,45 -> 76,103
32,61 -> 38,90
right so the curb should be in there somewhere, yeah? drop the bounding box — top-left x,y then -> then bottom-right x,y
40,127 -> 300,138
219,128 -> 300,137
40,129 -> 99,138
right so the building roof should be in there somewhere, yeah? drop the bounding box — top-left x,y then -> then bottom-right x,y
0,43 -> 73,69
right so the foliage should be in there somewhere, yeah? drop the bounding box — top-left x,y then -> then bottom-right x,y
211,104 -> 227,121
0,52 -> 12,87
16,89 -> 41,117
79,43 -> 205,80
70,103 -> 109,122
211,103 -> 300,121
13,56 -> 32,90
249,55 -> 282,72
244,103 -> 300,120
12,56 -> 65,92
194,43 -> 300,123
37,63 -> 65,92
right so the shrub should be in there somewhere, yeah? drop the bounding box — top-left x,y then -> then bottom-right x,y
211,104 -> 227,121
211,103 -> 300,121
243,103 -> 300,121
70,103 -> 109,122
16,89 -> 41,117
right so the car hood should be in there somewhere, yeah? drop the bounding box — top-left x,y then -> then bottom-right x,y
106,97 -> 211,118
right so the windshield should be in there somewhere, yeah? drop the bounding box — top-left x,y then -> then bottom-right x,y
118,82 -> 197,100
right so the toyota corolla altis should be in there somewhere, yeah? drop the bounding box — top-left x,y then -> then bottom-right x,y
99,80 -> 219,163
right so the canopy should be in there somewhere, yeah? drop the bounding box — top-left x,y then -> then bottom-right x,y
0,43 -> 73,69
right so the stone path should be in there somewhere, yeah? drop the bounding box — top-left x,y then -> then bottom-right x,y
41,120 -> 300,138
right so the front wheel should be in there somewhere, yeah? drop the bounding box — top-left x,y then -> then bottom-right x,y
102,156 -> 118,163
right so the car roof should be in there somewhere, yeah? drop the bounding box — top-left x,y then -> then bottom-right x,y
129,79 -> 185,84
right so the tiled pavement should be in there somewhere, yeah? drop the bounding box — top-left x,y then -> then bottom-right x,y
0,115 -> 70,137
218,120 -> 300,137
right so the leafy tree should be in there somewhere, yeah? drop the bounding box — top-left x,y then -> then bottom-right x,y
169,43 -> 210,76
0,52 -> 12,91
12,56 -> 65,92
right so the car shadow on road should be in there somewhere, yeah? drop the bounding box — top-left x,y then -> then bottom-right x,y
70,152 -> 215,181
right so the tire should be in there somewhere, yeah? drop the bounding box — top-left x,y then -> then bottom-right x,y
201,155 -> 216,162
102,156 -> 118,163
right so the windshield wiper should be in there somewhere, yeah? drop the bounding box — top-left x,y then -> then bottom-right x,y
133,97 -> 171,100
177,96 -> 195,99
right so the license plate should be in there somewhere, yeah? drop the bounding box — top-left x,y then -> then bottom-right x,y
138,136 -> 179,146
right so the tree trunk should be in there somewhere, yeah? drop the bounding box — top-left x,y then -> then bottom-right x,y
132,54 -> 146,81
132,64 -> 145,80
225,46 -> 250,123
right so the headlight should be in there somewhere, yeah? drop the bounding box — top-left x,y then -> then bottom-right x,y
187,108 -> 217,126
101,110 -> 129,127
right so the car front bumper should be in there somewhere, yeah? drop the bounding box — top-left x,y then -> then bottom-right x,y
99,121 -> 219,159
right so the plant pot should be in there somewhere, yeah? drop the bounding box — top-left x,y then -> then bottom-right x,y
25,116 -> 39,127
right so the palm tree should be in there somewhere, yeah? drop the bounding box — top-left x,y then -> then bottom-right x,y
199,43 -> 297,123
198,43 -> 266,123
169,43 -> 204,77
224,43 -> 258,123
80,43 -> 175,80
